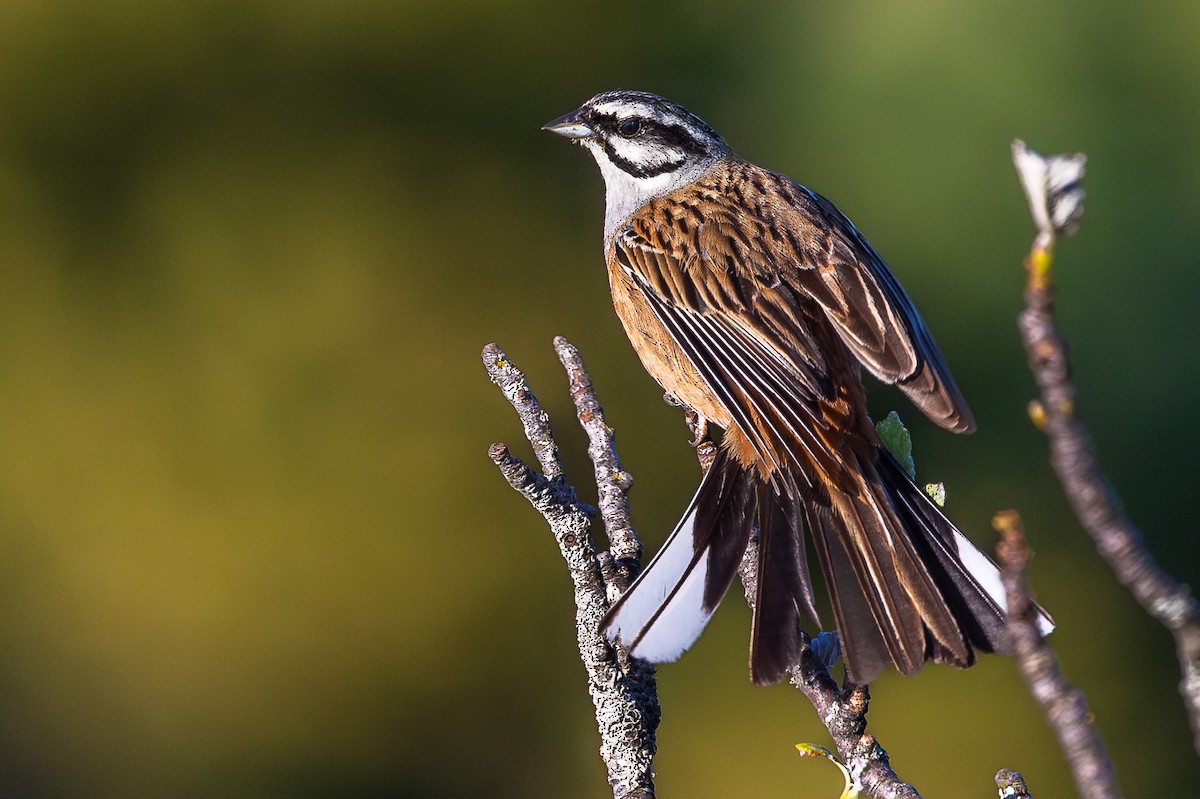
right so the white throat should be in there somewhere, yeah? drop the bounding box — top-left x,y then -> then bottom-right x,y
582,141 -> 718,245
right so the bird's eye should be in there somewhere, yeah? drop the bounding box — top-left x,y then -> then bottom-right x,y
618,118 -> 642,138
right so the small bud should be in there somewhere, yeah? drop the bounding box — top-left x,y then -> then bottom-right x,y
612,469 -> 634,490
1027,400 -> 1047,429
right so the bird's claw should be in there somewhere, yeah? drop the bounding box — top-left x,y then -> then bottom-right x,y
685,409 -> 709,447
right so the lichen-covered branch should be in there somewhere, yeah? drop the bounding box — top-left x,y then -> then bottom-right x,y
484,342 -> 659,799
994,510 -> 1122,799
557,337 -> 640,595
1011,141 -> 1200,754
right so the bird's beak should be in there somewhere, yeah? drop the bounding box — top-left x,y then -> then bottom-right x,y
542,110 -> 593,140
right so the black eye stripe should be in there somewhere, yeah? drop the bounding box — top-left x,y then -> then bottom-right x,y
590,113 -> 707,155
660,123 -> 709,156
601,139 -> 685,179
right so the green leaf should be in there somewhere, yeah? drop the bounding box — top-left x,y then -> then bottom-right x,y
875,411 -> 915,479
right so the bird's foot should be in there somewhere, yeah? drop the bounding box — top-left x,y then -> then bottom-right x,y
684,408 -> 709,447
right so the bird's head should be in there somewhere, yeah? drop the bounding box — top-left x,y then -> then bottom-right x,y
544,91 -> 729,229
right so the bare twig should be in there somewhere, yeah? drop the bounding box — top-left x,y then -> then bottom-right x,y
994,510 -> 1122,799
557,337 -> 640,595
1012,141 -> 1200,754
484,342 -> 659,799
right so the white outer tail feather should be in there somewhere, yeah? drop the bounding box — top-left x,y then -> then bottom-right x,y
604,485 -> 715,663
951,529 -> 1055,637
605,471 -> 1055,667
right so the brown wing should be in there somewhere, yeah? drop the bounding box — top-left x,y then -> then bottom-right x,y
785,181 -> 975,433
612,223 -> 855,487
634,160 -> 974,433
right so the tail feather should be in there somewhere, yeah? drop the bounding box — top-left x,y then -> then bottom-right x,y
806,499 -> 895,684
748,475 -> 820,685
841,486 -> 934,672
603,435 -> 1052,684
814,449 -> 1053,684
804,463 -> 959,680
877,452 -> 1054,650
700,459 -> 756,611
601,448 -> 753,663
858,460 -> 973,666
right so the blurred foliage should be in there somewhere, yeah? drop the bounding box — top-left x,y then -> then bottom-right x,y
0,0 -> 1197,796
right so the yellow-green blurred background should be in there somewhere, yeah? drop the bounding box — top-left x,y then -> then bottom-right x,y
0,0 -> 1197,796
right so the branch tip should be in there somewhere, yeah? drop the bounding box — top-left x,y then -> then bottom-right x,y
994,511 -> 1122,799
1011,146 -> 1200,753
554,336 -> 643,584
1011,139 -> 1087,242
995,769 -> 1032,798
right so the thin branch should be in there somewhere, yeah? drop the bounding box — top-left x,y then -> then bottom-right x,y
485,342 -> 564,481
484,342 -> 659,799
993,510 -> 1122,799
1012,140 -> 1200,754
558,337 -> 640,593
788,655 -> 920,799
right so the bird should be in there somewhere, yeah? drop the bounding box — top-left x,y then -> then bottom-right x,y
543,90 -> 1051,686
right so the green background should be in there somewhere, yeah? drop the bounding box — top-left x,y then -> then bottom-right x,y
0,0 -> 1197,796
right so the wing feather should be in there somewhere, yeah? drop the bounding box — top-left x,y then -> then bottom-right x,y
787,185 -> 975,432
614,242 -> 838,482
